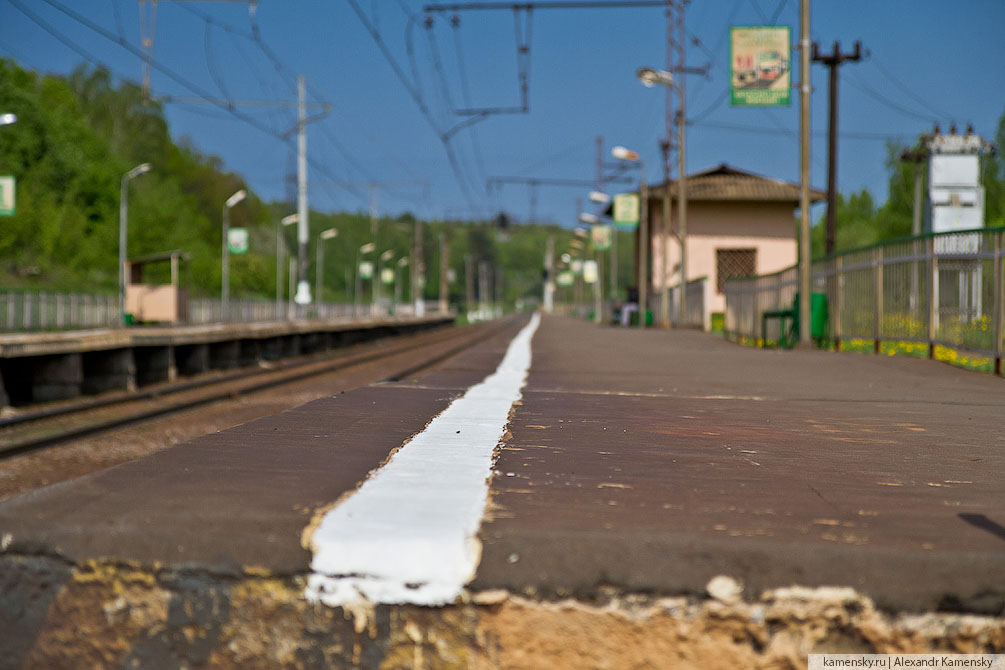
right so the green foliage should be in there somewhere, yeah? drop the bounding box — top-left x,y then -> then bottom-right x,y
0,58 -> 671,311
0,59 -> 258,295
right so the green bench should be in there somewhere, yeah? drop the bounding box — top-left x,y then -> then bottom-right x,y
761,293 -> 828,348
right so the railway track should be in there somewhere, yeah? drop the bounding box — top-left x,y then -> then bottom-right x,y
0,319 -> 503,459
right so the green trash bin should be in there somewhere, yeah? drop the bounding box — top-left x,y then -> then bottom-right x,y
809,293 -> 829,340
791,293 -> 829,342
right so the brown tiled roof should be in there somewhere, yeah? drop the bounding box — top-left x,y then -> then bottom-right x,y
646,164 -> 826,203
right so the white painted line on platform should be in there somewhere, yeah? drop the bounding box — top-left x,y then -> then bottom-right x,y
304,314 -> 540,607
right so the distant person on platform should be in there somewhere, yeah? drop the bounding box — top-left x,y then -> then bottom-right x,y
620,286 -> 639,327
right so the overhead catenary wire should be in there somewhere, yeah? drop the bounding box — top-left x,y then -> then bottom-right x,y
204,21 -> 234,104
346,0 -> 481,211
15,0 -> 478,220
746,0 -> 768,24
423,12 -> 489,202
869,56 -> 954,123
689,119 -> 912,142
451,15 -> 489,190
10,0 -> 109,71
26,0 -> 413,225
110,0 -> 126,41
767,0 -> 789,24
846,73 -> 939,124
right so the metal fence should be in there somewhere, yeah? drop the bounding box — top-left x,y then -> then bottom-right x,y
667,276 -> 711,330
0,292 -> 120,331
0,292 -> 448,332
724,227 -> 1005,372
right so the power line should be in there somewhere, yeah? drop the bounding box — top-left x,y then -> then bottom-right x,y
767,0 -> 789,24
746,0 -> 768,23
346,0 -> 482,210
514,138 -> 591,176
689,89 -> 727,124
14,0 -> 432,224
204,21 -> 233,103
110,0 -> 126,41
846,74 -> 938,124
452,16 -> 489,188
10,0 -> 110,71
869,56 -> 953,122
26,0 -> 394,227
689,120 -> 911,142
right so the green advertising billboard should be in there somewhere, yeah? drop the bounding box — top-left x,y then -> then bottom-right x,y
730,26 -> 791,107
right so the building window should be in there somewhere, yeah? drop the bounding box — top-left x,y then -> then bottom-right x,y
716,248 -> 757,294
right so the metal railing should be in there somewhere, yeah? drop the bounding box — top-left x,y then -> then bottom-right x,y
0,292 -> 120,331
667,276 -> 711,330
0,292 -> 449,332
724,227 -> 1005,372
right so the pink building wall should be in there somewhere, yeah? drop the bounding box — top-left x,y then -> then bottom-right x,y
650,200 -> 797,315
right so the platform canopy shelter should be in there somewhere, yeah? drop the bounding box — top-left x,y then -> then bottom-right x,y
125,250 -> 192,324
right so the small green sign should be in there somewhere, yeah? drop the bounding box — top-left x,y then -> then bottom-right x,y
359,261 -> 374,280
612,193 -> 639,230
227,228 -> 248,254
381,267 -> 395,285
0,176 -> 15,217
556,271 -> 574,287
730,26 -> 791,107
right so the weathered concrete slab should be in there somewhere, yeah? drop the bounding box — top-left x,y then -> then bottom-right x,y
0,385 -> 462,574
473,317 -> 1005,613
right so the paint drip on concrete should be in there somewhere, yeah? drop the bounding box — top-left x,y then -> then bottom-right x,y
305,313 -> 541,607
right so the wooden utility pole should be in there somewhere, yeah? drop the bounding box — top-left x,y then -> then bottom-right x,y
798,0 -> 811,345
813,41 -> 863,256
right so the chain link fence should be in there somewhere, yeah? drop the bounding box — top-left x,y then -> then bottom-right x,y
724,227 -> 1005,373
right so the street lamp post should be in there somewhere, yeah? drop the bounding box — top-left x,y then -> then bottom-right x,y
394,256 -> 409,315
276,213 -> 298,318
612,146 -> 647,329
376,249 -> 394,315
222,188 -> 247,320
119,163 -> 152,325
638,66 -> 687,328
354,242 -> 376,319
579,213 -> 605,324
316,228 -> 338,311
588,190 -> 616,318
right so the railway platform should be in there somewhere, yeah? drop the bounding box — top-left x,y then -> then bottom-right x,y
1,313 -> 1003,669
0,313 -> 452,408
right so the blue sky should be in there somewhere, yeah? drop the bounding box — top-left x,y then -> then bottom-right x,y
2,0 -> 1003,227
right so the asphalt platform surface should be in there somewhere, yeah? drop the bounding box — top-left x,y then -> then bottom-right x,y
1,314 -> 1003,613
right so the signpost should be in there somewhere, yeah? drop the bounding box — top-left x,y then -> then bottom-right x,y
227,228 -> 249,254
359,261 -> 374,281
0,176 -> 15,217
730,26 -> 791,107
612,193 -> 639,229
591,224 -> 612,251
